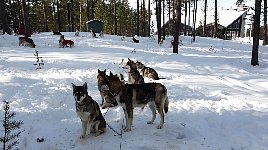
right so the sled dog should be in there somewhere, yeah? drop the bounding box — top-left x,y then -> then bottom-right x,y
59,39 -> 74,48
52,30 -> 62,35
136,61 -> 165,80
19,37 -> 36,48
132,36 -> 139,43
97,69 -> 118,109
101,72 -> 169,132
124,60 -> 144,84
72,82 -> 106,138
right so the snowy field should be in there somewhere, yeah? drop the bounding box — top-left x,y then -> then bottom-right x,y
0,32 -> 268,150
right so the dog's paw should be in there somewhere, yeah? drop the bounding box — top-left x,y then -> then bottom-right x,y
94,132 -> 101,136
80,134 -> 86,139
157,124 -> 163,129
123,128 -> 131,132
147,121 -> 154,124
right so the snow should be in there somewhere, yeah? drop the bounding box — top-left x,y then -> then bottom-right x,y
0,32 -> 268,150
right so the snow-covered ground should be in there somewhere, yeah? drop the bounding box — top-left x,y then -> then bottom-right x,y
0,32 -> 268,150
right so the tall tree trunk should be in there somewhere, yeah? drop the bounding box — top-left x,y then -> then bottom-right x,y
9,0 -> 16,33
162,0 -> 165,39
184,0 -> 187,36
0,0 -> 11,34
203,0 -> 207,36
263,0 -> 268,45
56,0 -> 61,31
173,0 -> 181,53
156,0 -> 161,44
42,0 -> 49,32
251,0 -> 262,66
137,0 -> 139,36
214,0 -> 218,38
114,0 -> 117,35
188,0 -> 191,35
168,0 -> 171,35
148,0 -> 151,36
142,0 -> 146,36
21,0 -> 30,37
192,0 -> 197,42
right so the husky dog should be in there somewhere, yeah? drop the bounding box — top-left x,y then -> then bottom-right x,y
75,30 -> 79,36
52,30 -> 62,35
132,36 -> 139,43
124,61 -> 144,84
59,39 -> 74,48
90,29 -> 97,38
72,82 -> 106,138
19,37 -> 36,48
101,72 -> 169,132
136,61 -> 165,80
99,31 -> 104,38
97,69 -> 118,109
159,36 -> 164,46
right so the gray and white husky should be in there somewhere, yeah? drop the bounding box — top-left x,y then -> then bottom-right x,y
124,60 -> 144,84
72,82 -> 106,138
101,72 -> 169,132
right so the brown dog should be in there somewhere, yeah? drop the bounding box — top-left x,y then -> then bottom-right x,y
60,39 -> 74,48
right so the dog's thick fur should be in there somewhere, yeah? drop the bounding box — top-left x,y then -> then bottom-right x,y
97,69 -> 118,109
102,72 -> 169,132
59,39 -> 74,48
90,29 -> 97,38
136,61 -> 165,80
124,61 -> 144,84
159,36 -> 164,46
52,30 -> 62,35
75,30 -> 79,36
19,37 -> 36,48
72,82 -> 106,138
132,37 -> 139,43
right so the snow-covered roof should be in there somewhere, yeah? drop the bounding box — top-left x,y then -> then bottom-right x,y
206,8 -> 248,28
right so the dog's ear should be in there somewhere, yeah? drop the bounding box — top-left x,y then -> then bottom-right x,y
98,69 -> 100,73
83,82 -> 87,89
128,58 -> 131,61
71,83 -> 76,89
104,69 -> 106,73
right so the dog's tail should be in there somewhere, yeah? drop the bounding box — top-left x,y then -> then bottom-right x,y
164,96 -> 169,113
163,87 -> 169,113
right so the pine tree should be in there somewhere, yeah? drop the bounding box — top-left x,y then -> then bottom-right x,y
0,101 -> 24,150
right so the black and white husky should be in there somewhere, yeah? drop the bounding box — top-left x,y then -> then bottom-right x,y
72,82 -> 106,138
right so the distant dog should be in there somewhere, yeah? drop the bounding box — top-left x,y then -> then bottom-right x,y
124,60 -> 144,84
59,39 -> 74,48
159,36 -> 164,46
170,40 -> 183,48
99,31 -> 104,38
52,30 -> 62,35
132,36 -> 139,43
101,72 -> 169,132
121,36 -> 125,41
72,82 -> 106,138
75,30 -> 79,36
136,61 -> 165,80
97,69 -> 118,109
19,37 -> 36,48
90,29 -> 96,38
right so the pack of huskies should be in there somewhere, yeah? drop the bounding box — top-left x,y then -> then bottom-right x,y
72,58 -> 169,139
18,30 -> 100,48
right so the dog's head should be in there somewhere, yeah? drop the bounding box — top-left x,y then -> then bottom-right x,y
136,61 -> 145,70
71,82 -> 88,104
123,58 -> 137,70
97,69 -> 110,91
106,71 -> 124,95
